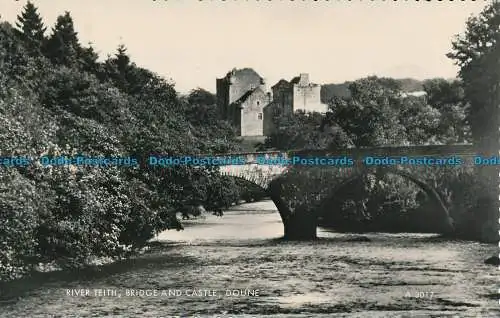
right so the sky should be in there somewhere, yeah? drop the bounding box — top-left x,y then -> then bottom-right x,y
0,0 -> 489,94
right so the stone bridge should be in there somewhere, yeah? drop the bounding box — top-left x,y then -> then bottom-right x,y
216,144 -> 478,189
202,144 -> 497,241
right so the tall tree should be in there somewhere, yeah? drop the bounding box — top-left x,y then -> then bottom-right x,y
447,2 -> 500,243
44,12 -> 81,67
102,44 -> 132,91
0,21 -> 39,86
78,42 -> 100,74
15,1 -> 46,56
447,2 -> 500,150
114,43 -> 130,73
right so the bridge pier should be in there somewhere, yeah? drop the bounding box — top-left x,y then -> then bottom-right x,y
282,207 -> 318,240
268,181 -> 318,240
476,165 -> 500,243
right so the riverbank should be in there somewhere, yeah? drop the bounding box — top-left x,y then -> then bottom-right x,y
1,200 -> 498,317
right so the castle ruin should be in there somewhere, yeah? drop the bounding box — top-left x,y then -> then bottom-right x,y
216,68 -> 328,137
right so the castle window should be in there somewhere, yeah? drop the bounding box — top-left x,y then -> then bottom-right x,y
257,101 -> 260,106
258,113 -> 263,120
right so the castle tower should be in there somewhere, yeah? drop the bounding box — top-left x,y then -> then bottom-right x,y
291,73 -> 328,114
298,73 -> 309,86
216,68 -> 269,136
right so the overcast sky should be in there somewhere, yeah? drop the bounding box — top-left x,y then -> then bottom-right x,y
0,1 -> 488,93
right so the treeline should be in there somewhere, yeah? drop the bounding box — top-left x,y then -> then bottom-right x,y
320,77 -> 456,102
265,2 -> 499,241
266,76 -> 469,150
0,2 -> 251,281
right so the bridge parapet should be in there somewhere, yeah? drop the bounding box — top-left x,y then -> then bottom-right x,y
207,144 -> 484,189
289,144 -> 478,158
206,144 -> 480,165
242,151 -> 288,164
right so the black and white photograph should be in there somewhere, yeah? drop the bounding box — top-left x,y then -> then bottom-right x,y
0,1 -> 499,317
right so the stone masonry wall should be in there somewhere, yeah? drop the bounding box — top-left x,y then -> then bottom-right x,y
240,90 -> 267,136
228,72 -> 262,105
292,85 -> 328,113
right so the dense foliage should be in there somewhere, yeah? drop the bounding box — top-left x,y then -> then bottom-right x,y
268,76 -> 469,150
447,1 -> 500,150
446,1 -> 500,243
266,2 -> 498,242
0,2 -> 249,281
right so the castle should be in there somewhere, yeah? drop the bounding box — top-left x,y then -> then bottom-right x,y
216,68 -> 328,137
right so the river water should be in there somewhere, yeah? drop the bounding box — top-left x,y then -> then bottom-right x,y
0,200 -> 498,317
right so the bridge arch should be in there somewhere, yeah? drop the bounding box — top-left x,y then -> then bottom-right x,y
319,167 -> 454,233
220,174 -> 270,192
224,175 -> 268,191
219,164 -> 290,191
222,175 -> 270,203
219,164 -> 455,236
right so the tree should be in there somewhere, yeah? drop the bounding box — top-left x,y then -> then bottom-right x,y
0,21 -> 40,84
40,66 -> 130,125
181,88 -> 240,153
102,44 -> 132,91
422,78 -> 470,143
447,1 -> 500,243
79,42 -> 100,74
447,2 -> 500,149
398,96 -> 442,145
0,169 -> 41,280
327,76 -> 408,146
114,44 -> 130,71
44,12 -> 81,67
265,110 -> 352,150
423,78 -> 463,109
187,88 -> 216,106
15,1 -> 46,56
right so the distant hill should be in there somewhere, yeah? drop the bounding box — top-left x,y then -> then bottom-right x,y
320,78 -> 456,103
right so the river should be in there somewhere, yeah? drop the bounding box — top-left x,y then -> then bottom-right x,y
0,200 -> 498,317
